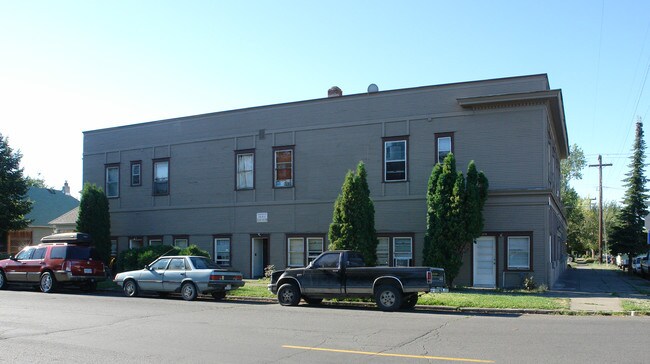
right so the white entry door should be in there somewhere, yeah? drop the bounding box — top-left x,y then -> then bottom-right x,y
473,236 -> 496,288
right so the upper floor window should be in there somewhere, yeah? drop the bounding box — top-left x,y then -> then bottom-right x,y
274,147 -> 294,188
435,132 -> 454,164
105,164 -> 119,198
131,161 -> 142,186
153,159 -> 169,196
383,137 -> 407,182
236,151 -> 254,190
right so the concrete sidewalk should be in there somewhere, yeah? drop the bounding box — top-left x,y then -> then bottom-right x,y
549,265 -> 650,313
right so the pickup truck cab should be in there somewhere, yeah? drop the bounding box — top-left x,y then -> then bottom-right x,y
268,250 -> 447,311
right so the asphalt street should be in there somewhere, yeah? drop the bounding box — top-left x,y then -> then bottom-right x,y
0,289 -> 648,364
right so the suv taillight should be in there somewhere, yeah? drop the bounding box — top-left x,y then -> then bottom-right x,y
426,270 -> 433,284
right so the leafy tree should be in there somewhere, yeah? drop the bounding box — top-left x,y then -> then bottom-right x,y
25,174 -> 50,188
76,183 -> 111,264
560,144 -> 586,195
0,133 -> 32,248
560,144 -> 587,257
423,153 -> 488,287
328,162 -> 377,265
609,121 -> 649,270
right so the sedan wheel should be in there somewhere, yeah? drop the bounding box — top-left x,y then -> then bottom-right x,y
40,272 -> 57,293
181,282 -> 198,301
0,271 -> 7,290
123,280 -> 139,297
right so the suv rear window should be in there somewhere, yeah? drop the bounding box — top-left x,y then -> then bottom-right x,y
50,246 -> 102,260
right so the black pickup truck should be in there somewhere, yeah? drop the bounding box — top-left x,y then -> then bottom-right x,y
268,250 -> 447,311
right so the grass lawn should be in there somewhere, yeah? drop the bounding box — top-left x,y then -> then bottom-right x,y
621,299 -> 650,313
232,279 -> 569,310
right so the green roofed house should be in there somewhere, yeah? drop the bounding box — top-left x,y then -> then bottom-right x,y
4,182 -> 79,255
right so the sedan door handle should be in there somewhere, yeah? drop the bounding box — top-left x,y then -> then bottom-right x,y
180,273 -> 186,276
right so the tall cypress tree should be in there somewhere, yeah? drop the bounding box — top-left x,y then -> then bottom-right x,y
76,183 -> 111,264
610,121 -> 649,268
0,133 -> 32,249
328,161 -> 377,265
423,153 -> 489,287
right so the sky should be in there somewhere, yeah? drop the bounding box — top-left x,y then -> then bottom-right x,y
1,1 -> 650,203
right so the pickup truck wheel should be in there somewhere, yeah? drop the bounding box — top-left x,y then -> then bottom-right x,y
39,272 -> 57,293
181,282 -> 198,301
278,283 -> 300,306
400,293 -> 418,310
0,271 -> 6,290
123,279 -> 139,297
303,296 -> 323,305
375,285 -> 402,312
212,291 -> 226,300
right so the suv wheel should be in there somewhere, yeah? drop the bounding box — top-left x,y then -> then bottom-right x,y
181,282 -> 198,301
40,272 -> 57,293
0,271 -> 7,290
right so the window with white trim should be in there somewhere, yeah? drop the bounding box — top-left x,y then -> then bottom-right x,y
129,238 -> 143,249
214,238 -> 231,266
274,148 -> 293,187
174,238 -> 189,248
153,159 -> 169,195
384,139 -> 407,181
105,165 -> 119,198
287,237 -> 304,267
437,136 -> 452,163
393,237 -> 413,267
376,237 -> 390,266
131,161 -> 141,186
236,152 -> 254,189
507,236 -> 531,270
307,237 -> 324,263
148,238 -> 162,246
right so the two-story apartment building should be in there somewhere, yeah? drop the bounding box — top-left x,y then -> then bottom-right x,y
82,74 -> 568,288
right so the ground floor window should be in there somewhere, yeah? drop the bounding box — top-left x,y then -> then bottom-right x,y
148,237 -> 163,246
129,237 -> 143,249
506,235 -> 532,270
376,235 -> 413,267
174,237 -> 189,248
287,235 -> 324,267
214,237 -> 231,266
110,238 -> 118,257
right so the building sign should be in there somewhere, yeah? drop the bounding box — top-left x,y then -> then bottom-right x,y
257,212 -> 268,223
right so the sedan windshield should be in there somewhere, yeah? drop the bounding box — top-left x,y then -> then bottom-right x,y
190,257 -> 220,269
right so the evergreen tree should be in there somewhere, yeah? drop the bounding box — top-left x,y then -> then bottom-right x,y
328,162 -> 377,265
76,183 -> 111,264
609,121 -> 649,269
423,153 -> 488,287
0,133 -> 32,247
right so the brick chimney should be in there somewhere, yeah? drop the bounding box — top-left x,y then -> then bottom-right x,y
328,86 -> 342,98
62,181 -> 70,196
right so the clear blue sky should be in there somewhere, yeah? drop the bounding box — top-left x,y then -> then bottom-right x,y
2,1 -> 650,203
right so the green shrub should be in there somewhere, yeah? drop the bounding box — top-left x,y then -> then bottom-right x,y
115,244 -> 210,272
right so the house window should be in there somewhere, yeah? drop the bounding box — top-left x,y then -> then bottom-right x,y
274,147 -> 294,188
148,238 -> 162,246
110,238 -> 118,257
105,165 -> 119,198
435,133 -> 454,164
376,236 -> 413,266
393,237 -> 413,267
131,161 -> 142,186
507,236 -> 531,270
174,237 -> 189,248
287,237 -> 304,267
236,151 -> 254,190
129,238 -> 143,249
383,138 -> 407,181
307,238 -> 324,263
153,159 -> 169,195
214,238 -> 231,266
376,237 -> 390,266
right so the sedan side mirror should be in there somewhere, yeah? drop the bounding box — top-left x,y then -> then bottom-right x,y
144,264 -> 150,270
9,255 -> 16,261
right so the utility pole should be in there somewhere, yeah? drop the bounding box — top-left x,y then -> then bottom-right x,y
589,155 -> 612,263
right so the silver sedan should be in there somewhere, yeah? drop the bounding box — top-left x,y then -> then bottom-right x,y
113,255 -> 245,301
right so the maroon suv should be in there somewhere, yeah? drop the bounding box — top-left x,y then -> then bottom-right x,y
0,232 -> 106,293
